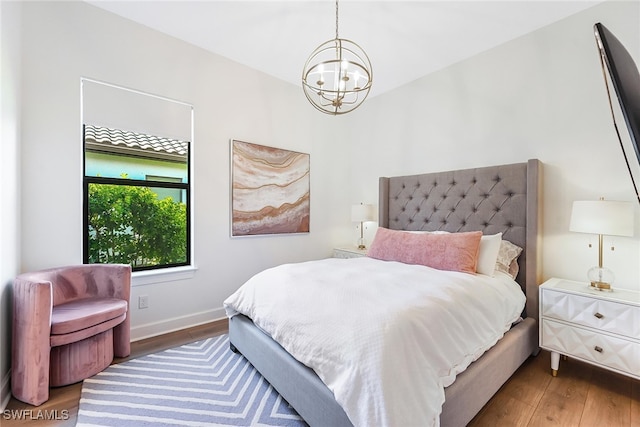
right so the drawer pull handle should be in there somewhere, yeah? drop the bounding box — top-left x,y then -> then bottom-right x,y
594,312 -> 604,319
594,346 -> 603,353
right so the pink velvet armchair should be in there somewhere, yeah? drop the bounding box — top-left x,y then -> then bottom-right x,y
12,264 -> 131,406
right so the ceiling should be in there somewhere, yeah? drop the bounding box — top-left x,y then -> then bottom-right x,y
87,1 -> 603,98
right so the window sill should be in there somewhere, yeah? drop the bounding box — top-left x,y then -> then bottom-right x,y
132,265 -> 197,287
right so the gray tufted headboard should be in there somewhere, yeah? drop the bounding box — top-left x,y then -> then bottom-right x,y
378,159 -> 541,320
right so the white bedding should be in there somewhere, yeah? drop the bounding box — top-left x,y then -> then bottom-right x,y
224,257 -> 525,427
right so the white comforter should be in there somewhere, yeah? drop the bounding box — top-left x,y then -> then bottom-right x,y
224,257 -> 525,427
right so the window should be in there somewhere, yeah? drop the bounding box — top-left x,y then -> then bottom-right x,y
146,175 -> 184,203
81,79 -> 193,272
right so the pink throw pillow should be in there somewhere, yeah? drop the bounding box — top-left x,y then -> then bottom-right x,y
367,228 -> 482,274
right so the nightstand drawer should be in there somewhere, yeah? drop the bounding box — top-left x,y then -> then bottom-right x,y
541,319 -> 640,377
541,289 -> 640,339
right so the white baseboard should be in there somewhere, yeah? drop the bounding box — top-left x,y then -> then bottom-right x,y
1,368 -> 10,411
131,307 -> 227,342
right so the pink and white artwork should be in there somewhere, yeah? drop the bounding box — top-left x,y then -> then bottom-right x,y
231,140 -> 310,236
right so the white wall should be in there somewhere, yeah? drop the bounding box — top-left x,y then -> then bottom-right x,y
17,1 -> 351,342
0,0 -> 22,410
346,0 -> 640,291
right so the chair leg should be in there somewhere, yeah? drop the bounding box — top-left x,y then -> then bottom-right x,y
113,316 -> 131,358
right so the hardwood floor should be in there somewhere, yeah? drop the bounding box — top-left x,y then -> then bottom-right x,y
469,352 -> 640,427
4,320 -> 639,426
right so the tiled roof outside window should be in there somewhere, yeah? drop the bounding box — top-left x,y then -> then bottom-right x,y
84,125 -> 188,162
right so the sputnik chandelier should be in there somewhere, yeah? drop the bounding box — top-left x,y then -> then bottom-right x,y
301,0 -> 373,115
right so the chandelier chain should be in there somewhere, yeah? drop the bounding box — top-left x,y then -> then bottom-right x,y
335,0 -> 339,40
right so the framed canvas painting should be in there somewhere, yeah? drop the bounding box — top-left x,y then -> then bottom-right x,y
231,140 -> 310,236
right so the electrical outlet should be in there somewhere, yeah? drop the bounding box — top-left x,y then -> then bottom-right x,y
138,295 -> 149,309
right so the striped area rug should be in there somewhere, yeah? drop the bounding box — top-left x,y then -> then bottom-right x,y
77,334 -> 307,426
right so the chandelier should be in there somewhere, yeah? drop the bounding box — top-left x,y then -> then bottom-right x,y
301,0 -> 373,115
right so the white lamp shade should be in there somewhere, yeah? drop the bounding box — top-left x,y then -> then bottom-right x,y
569,200 -> 634,237
351,203 -> 375,222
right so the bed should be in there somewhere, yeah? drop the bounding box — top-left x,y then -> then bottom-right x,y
226,159 -> 541,426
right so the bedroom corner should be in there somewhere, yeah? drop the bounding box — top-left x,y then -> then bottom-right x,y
0,0 -> 22,412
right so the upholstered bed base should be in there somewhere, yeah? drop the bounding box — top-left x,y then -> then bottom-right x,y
230,314 -> 352,426
229,159 -> 542,426
230,314 -> 537,427
440,317 -> 538,425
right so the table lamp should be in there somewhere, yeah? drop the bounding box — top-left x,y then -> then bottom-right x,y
569,198 -> 634,290
351,203 -> 375,249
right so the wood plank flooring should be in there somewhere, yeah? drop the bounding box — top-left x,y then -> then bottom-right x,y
3,320 -> 639,426
469,351 -> 640,427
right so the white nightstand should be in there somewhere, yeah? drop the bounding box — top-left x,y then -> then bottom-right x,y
539,278 -> 640,380
333,247 -> 368,259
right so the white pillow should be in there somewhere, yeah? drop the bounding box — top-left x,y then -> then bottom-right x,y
476,233 -> 503,276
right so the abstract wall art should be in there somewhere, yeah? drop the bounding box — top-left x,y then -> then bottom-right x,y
231,140 -> 310,236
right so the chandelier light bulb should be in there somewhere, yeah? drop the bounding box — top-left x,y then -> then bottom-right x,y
353,70 -> 360,88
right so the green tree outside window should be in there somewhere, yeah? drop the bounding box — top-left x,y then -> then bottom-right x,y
88,182 -> 187,268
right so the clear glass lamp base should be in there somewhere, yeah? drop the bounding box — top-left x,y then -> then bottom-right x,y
587,266 -> 615,291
